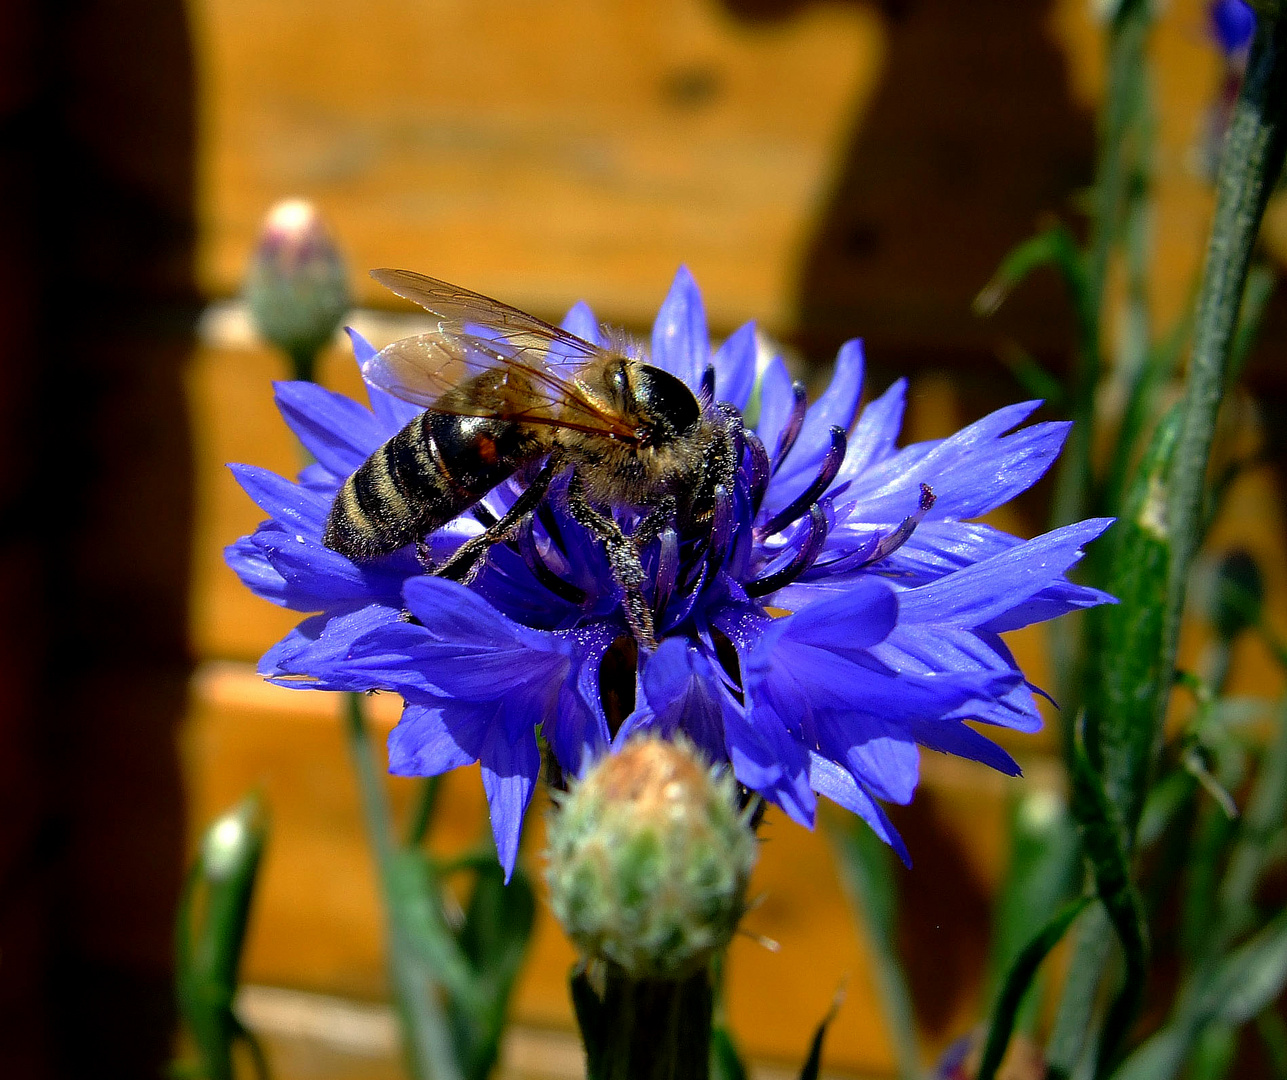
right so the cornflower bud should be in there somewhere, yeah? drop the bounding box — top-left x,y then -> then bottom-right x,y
244,198 -> 350,379
545,737 -> 758,979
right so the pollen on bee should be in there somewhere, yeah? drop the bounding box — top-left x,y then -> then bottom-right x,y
476,435 -> 498,465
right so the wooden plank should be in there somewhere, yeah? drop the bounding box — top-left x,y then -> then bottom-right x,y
190,0 -> 1255,364
191,0 -> 885,333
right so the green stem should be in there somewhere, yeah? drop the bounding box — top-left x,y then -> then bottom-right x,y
571,965 -> 714,1080
1160,14 -> 1287,724
344,694 -> 461,1080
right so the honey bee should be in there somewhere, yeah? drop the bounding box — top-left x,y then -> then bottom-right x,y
323,269 -> 740,648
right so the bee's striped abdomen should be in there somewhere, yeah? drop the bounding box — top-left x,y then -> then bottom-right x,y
322,410 -> 541,561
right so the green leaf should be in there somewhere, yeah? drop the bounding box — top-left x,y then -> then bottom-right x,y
1218,700 -> 1287,942
445,860 -> 537,1080
974,224 -> 1091,339
174,792 -> 270,1080
798,989 -> 844,1080
987,791 -> 1079,1030
1206,907 -> 1287,1025
1226,261 -> 1276,388
1114,909 -> 1287,1080
388,848 -> 481,1010
1085,405 -> 1181,839
710,1027 -> 748,1080
1256,1009 -> 1287,1079
828,816 -> 921,1080
977,896 -> 1093,1080
1100,312 -> 1190,521
1188,1024 -> 1237,1080
1069,728 -> 1149,1073
995,343 -> 1068,410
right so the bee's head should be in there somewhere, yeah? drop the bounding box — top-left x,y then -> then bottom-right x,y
628,363 -> 702,447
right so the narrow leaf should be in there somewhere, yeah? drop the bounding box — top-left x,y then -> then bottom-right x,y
977,896 -> 1093,1080
1085,405 -> 1181,839
799,987 -> 845,1080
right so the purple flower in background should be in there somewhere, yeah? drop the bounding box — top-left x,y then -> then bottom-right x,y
227,268 -> 1113,878
1211,0 -> 1256,57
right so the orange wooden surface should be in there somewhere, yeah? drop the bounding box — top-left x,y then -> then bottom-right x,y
175,0 -> 1287,1076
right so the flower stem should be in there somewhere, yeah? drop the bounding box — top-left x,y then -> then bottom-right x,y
571,965 -> 714,1080
1161,12 -> 1287,746
343,693 -> 462,1080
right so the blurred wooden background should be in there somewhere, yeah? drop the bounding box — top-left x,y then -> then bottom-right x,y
5,0 -> 1287,1077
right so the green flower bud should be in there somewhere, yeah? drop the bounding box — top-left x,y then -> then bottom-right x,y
545,737 -> 758,979
244,198 -> 350,378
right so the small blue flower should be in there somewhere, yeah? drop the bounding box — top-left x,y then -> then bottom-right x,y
227,268 -> 1113,877
1211,0 -> 1256,56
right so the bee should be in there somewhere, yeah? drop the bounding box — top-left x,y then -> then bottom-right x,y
323,269 -> 740,648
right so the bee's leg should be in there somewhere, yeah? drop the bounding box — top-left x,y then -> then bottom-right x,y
436,456 -> 562,584
414,537 -> 435,572
566,472 -> 657,650
632,495 -> 677,547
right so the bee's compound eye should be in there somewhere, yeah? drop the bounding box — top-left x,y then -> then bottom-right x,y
634,364 -> 701,436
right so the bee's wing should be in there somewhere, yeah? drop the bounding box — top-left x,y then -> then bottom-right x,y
365,268 -> 637,438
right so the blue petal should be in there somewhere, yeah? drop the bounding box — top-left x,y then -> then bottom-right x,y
711,322 -> 758,411
840,378 -> 907,482
257,526 -> 408,610
981,580 -> 1117,633
763,339 -> 864,514
624,638 -> 737,762
650,266 -> 708,388
842,401 -> 1068,522
225,535 -> 292,606
388,700 -> 483,777
809,754 -> 911,866
896,518 -> 1114,628
480,716 -> 541,881
561,300 -> 605,346
814,709 -> 919,804
399,577 -> 573,700
548,621 -> 616,778
763,575 -> 898,656
753,356 -> 794,461
909,719 -> 1021,777
872,625 -> 1042,733
230,464 -> 330,534
274,380 -> 386,477
725,696 -> 816,826
347,328 -> 423,432
261,603 -> 406,690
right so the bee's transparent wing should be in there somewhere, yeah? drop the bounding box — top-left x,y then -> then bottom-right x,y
364,268 -> 636,437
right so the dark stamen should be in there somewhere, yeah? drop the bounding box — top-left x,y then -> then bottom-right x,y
700,363 -> 716,402
757,426 -> 847,539
742,430 -> 771,515
857,483 -> 936,567
472,503 -> 499,528
517,516 -> 586,604
771,382 -> 808,475
747,503 -> 829,597
705,484 -> 733,581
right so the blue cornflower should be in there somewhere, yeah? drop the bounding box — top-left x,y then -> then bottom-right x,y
1211,0 -> 1256,56
227,268 -> 1113,878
